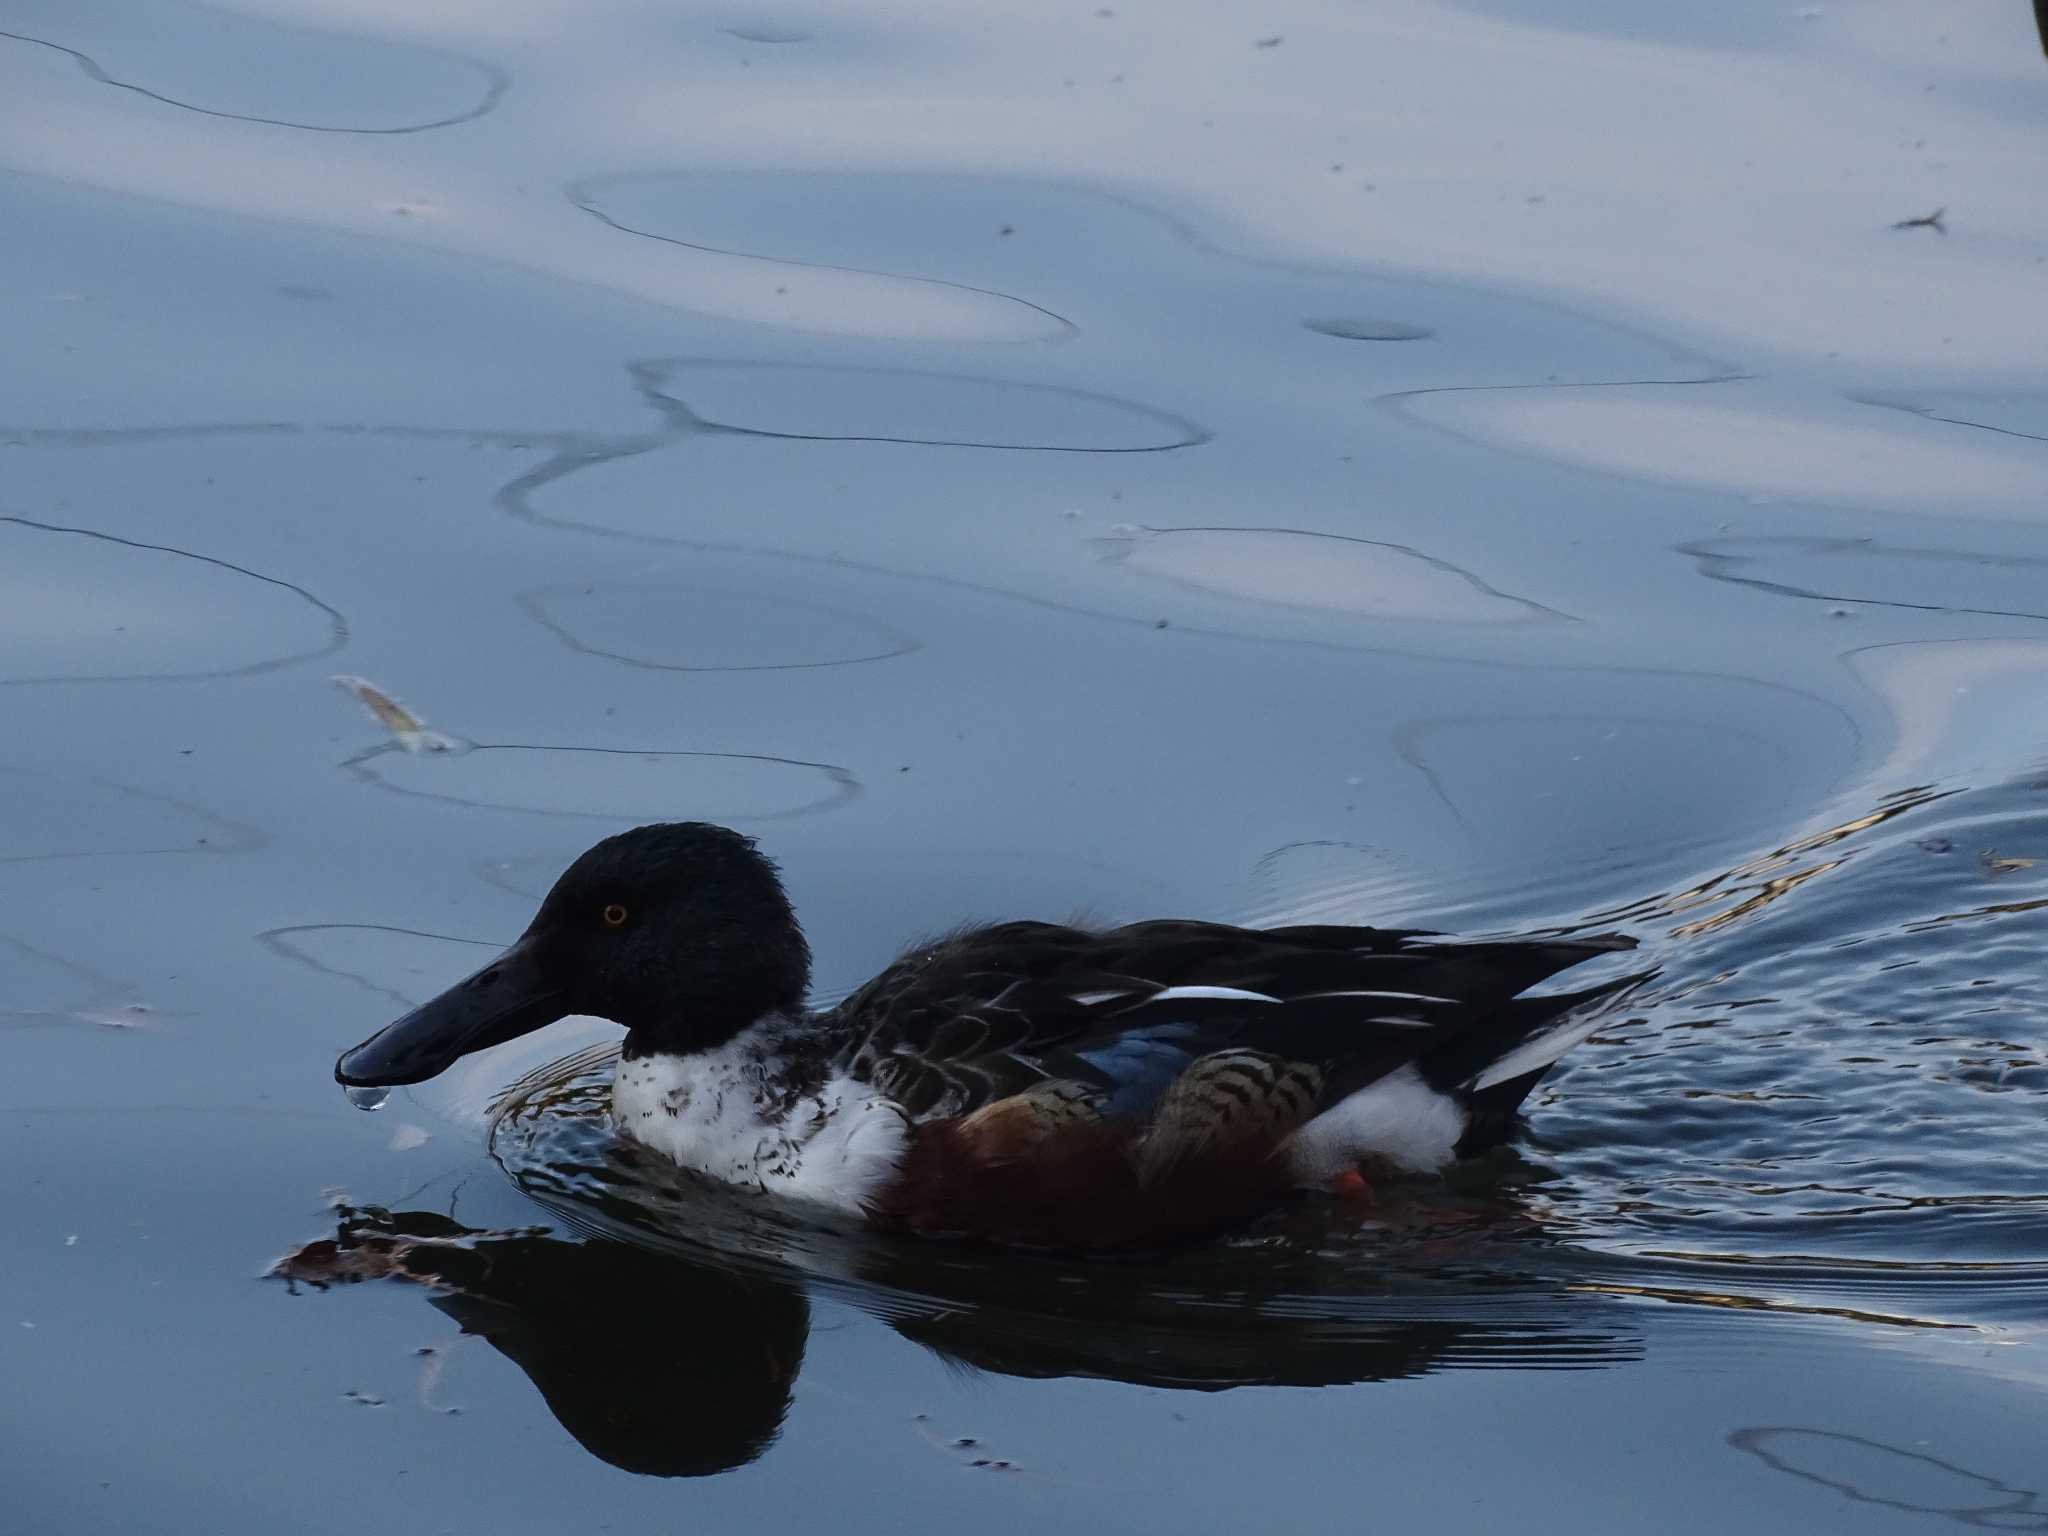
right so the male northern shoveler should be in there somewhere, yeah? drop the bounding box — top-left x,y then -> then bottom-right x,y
336,823 -> 1641,1248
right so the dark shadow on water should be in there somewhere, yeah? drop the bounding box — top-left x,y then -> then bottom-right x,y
273,1180 -> 1641,1478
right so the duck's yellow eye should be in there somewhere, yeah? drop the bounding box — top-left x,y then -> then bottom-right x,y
602,903 -> 630,928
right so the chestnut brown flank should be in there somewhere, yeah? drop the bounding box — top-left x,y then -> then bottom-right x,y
872,1063 -> 1310,1249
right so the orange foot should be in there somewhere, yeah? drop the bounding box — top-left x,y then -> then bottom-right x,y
1327,1168 -> 1374,1205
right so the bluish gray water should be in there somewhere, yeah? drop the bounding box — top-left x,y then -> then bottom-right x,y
4,1 -> 2048,1531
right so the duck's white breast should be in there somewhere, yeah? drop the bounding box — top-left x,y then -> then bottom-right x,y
611,1029 -> 908,1217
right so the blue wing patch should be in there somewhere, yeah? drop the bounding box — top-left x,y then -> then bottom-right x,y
1074,1022 -> 1206,1114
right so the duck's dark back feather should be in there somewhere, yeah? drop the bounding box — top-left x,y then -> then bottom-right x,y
821,919 -> 1638,1125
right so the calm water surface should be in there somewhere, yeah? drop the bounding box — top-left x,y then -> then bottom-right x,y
4,1 -> 2048,1531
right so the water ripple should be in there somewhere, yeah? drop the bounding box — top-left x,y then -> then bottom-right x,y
636,357 -> 1207,452
1731,1428 -> 2048,1529
570,174 -> 1075,342
0,513 -> 347,684
1529,770 -> 2048,1303
344,741 -> 862,823
0,9 -> 506,135
518,583 -> 921,673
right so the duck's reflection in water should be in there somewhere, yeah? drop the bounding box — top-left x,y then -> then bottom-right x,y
274,1207 -> 809,1478
273,1184 -> 1638,1478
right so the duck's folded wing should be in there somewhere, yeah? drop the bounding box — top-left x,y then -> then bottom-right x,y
825,921 -> 1160,1118
826,920 -> 1635,1123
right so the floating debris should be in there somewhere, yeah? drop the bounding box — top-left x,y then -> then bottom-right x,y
330,675 -> 458,754
267,1210 -> 555,1294
1890,207 -> 1947,235
341,1390 -> 384,1407
388,1123 -> 431,1152
268,1238 -> 390,1292
914,1416 -> 1023,1473
1980,849 -> 2036,876
1254,34 -> 1283,47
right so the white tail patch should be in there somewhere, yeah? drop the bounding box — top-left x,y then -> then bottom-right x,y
1285,1065 -> 1467,1181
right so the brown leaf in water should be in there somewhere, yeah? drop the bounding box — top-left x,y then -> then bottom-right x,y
330,674 -> 457,753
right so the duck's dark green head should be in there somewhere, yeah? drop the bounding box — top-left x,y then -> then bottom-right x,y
335,823 -> 810,1089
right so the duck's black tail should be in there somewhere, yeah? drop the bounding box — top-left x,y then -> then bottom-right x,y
1418,965 -> 1653,1157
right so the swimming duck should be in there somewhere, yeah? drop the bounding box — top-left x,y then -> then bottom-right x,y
336,823 -> 1641,1248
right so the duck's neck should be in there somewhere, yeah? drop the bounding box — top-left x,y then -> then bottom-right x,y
612,1012 -> 846,1148
617,1008 -> 835,1087
609,1007 -> 907,1216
